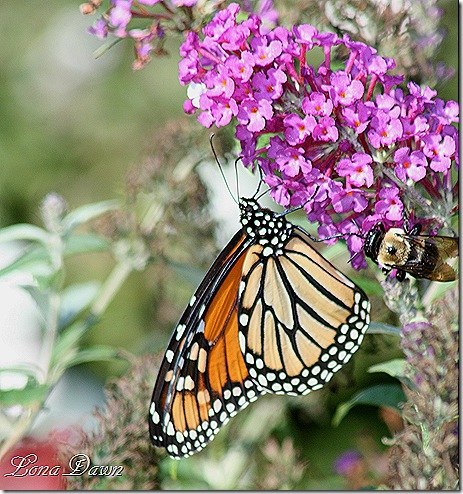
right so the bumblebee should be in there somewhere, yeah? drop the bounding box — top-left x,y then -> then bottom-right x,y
364,223 -> 459,282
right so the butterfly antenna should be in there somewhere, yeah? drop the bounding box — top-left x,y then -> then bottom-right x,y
347,251 -> 361,265
234,156 -> 241,201
255,173 -> 272,202
255,187 -> 271,202
210,134 -> 238,205
251,163 -> 265,199
273,185 -> 321,219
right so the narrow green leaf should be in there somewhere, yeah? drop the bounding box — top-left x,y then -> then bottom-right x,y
353,277 -> 384,295
0,234 -> 109,281
50,312 -> 102,371
422,280 -> 459,306
350,277 -> 380,296
0,224 -> 49,245
32,269 -> 64,291
421,423 -> 431,450
59,281 -> 100,330
94,37 -> 123,59
63,233 -> 110,256
0,381 -> 48,407
62,200 -> 119,233
21,285 -> 50,320
332,383 -> 406,426
51,320 -> 89,369
0,364 -> 44,382
367,322 -> 402,336
61,345 -> 122,368
368,359 -> 407,379
0,244 -> 51,279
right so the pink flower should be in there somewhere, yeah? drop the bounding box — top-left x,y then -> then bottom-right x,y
252,68 -> 287,100
237,98 -> 273,132
337,153 -> 374,187
327,72 -> 365,107
283,114 -> 316,145
394,147 -> 427,182
250,37 -> 282,67
375,187 -> 403,221
422,134 -> 455,172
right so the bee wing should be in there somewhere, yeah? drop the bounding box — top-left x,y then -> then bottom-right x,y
401,234 -> 459,281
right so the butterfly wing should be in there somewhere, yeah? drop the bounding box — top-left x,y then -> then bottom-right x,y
149,231 -> 265,459
238,227 -> 370,395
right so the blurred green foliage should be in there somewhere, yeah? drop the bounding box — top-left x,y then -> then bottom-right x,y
0,1 -> 189,367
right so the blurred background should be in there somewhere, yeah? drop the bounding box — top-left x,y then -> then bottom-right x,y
0,0 -> 458,489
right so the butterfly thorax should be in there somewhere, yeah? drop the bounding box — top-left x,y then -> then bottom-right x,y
239,198 -> 293,257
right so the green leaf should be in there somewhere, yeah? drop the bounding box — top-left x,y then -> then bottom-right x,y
59,281 -> 100,330
422,280 -> 459,306
0,364 -> 44,382
63,233 -> 110,256
0,244 -> 51,279
356,271 -> 384,298
367,322 -> 402,336
50,312 -> 103,373
332,383 -> 406,426
0,380 -> 48,407
368,359 -> 407,380
61,345 -> 123,368
0,224 -> 49,245
0,234 -> 109,281
62,200 -> 119,233
51,320 -> 89,370
21,285 -> 50,320
350,276 -> 380,296
421,423 -> 431,450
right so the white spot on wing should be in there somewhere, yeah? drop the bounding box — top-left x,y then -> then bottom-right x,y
176,324 -> 186,340
262,246 -> 273,257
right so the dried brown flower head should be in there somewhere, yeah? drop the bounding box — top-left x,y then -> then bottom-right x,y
65,354 -> 162,490
386,286 -> 459,489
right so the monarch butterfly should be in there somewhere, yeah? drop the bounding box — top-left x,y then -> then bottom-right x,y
364,223 -> 459,282
149,196 -> 370,459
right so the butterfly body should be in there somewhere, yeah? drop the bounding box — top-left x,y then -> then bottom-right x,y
149,198 -> 370,459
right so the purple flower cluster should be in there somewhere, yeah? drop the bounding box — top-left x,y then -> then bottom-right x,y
179,3 -> 459,268
83,0 -> 278,70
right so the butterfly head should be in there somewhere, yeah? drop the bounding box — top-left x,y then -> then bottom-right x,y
238,197 -> 259,214
239,198 -> 293,256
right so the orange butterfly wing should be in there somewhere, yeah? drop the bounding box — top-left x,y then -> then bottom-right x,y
149,231 -> 265,459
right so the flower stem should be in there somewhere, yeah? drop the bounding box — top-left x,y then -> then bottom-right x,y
90,261 -> 133,318
0,402 -> 41,461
